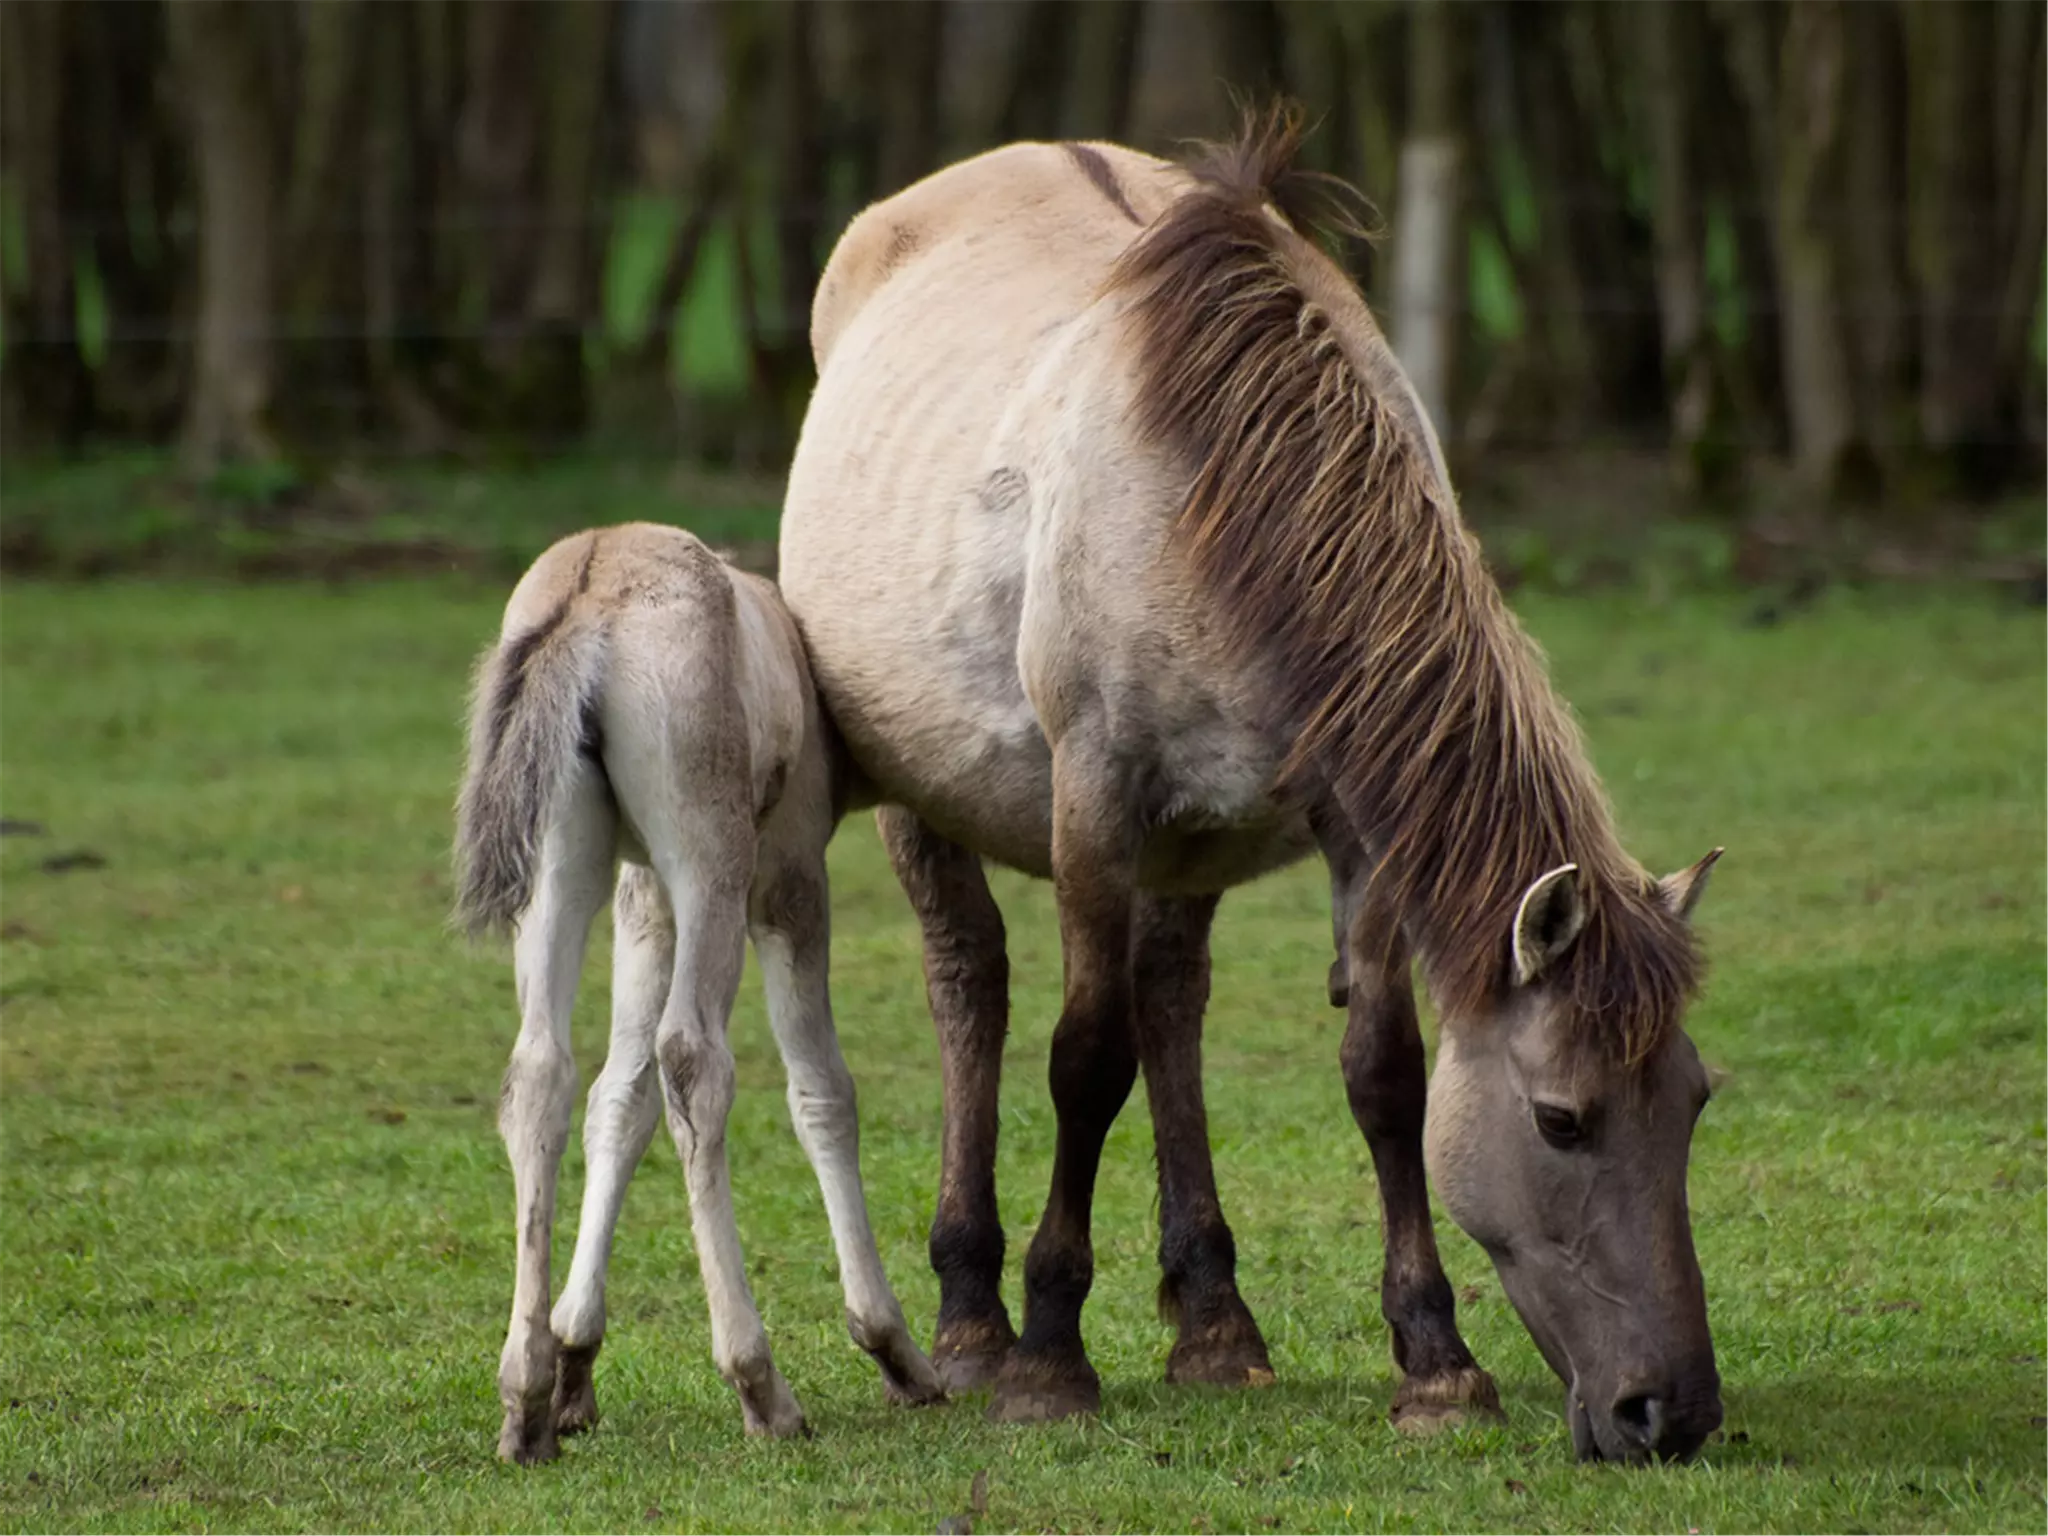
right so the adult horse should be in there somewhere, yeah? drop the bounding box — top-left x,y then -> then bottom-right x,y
779,111 -> 1726,1463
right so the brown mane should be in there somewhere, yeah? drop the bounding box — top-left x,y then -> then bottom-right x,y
1109,105 -> 1700,1065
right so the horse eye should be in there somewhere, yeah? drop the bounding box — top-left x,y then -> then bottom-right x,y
1533,1102 -> 1585,1149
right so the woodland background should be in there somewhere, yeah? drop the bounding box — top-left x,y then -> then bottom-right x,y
2,0 -> 2043,527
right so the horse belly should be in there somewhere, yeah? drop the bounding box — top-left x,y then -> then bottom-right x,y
1137,819 -> 1318,895
782,377 -> 1055,873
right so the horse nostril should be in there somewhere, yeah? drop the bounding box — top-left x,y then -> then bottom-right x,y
1611,1393 -> 1663,1453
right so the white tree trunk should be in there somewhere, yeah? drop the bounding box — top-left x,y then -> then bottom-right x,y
1391,136 -> 1462,443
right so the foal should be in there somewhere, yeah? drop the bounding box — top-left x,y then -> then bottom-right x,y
454,523 -> 940,1465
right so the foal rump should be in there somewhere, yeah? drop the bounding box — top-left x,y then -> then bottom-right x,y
452,522 -> 765,939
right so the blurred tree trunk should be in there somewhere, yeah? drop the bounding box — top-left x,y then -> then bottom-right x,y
1391,0 -> 1463,442
839,0 -> 945,198
1280,0 -> 1382,289
1639,0 -> 1736,496
1840,0 -> 1911,477
455,1 -> 539,321
0,0 -> 95,444
1721,0 -> 1872,501
363,3 -> 465,453
877,1 -> 947,189
167,0 -> 280,469
1775,1 -> 1870,500
281,0 -> 370,440
1507,0 -> 1662,436
997,1 -> 1073,142
1912,0 -> 2028,493
1991,1 -> 2045,466
522,0 -> 617,438
1065,0 -> 1145,142
431,0 -> 616,440
65,1 -> 186,438
1210,0 -> 1290,105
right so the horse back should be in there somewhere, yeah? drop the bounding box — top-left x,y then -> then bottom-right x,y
810,141 -> 1185,368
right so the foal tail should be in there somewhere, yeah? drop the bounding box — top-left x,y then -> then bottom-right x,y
452,604 -> 609,938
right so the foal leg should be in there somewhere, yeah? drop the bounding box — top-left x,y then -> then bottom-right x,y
653,838 -> 809,1439
496,765 -> 613,1465
548,863 -> 671,1436
1132,893 -> 1274,1387
876,806 -> 1016,1391
750,843 -> 943,1407
1333,857 -> 1501,1432
989,748 -> 1138,1424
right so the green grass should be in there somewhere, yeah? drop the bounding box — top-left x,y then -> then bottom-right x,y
1,574 -> 2042,1533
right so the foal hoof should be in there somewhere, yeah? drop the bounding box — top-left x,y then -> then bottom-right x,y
881,1357 -> 948,1409
735,1369 -> 811,1440
1390,1366 -> 1505,1437
497,1401 -> 560,1466
551,1343 -> 601,1436
986,1357 -> 1100,1424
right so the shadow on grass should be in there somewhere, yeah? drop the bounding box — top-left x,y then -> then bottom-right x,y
1082,1364 -> 2045,1478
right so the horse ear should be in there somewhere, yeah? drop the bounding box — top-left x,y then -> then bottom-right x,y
1658,847 -> 1723,923
1512,863 -> 1585,987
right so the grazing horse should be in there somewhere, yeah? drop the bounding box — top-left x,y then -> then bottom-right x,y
779,111 -> 1726,1462
454,523 -> 941,1465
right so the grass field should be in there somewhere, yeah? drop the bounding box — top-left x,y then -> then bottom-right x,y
1,568 -> 2042,1534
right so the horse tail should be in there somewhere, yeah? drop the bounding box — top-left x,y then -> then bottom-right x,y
452,600 -> 610,938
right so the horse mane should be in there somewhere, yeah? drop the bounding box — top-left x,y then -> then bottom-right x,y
1109,104 -> 1700,1066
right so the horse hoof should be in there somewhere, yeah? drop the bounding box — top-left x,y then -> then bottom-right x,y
1390,1366 -> 1504,1436
1165,1319 -> 1275,1388
986,1382 -> 1099,1424
497,1403 -> 560,1466
1167,1352 -> 1277,1388
936,1349 -> 1009,1394
738,1372 -> 811,1440
932,1318 -> 1017,1393
986,1357 -> 1100,1424
743,1408 -> 813,1440
551,1343 -> 600,1436
879,1346 -> 948,1408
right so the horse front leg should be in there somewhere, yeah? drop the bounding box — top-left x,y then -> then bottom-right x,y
1326,836 -> 1502,1433
877,806 -> 1017,1392
1132,892 -> 1275,1387
988,744 -> 1138,1423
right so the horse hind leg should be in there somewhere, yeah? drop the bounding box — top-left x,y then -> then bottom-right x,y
989,743 -> 1140,1424
547,862 -> 671,1437
877,806 -> 1016,1392
749,839 -> 942,1408
1132,892 -> 1275,1388
496,757 -> 614,1465
651,823 -> 808,1438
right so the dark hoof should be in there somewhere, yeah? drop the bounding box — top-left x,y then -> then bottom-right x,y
497,1401 -> 560,1466
551,1342 -> 600,1436
933,1316 -> 1017,1394
1390,1366 -> 1504,1436
987,1355 -> 1101,1424
1166,1339 -> 1277,1388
